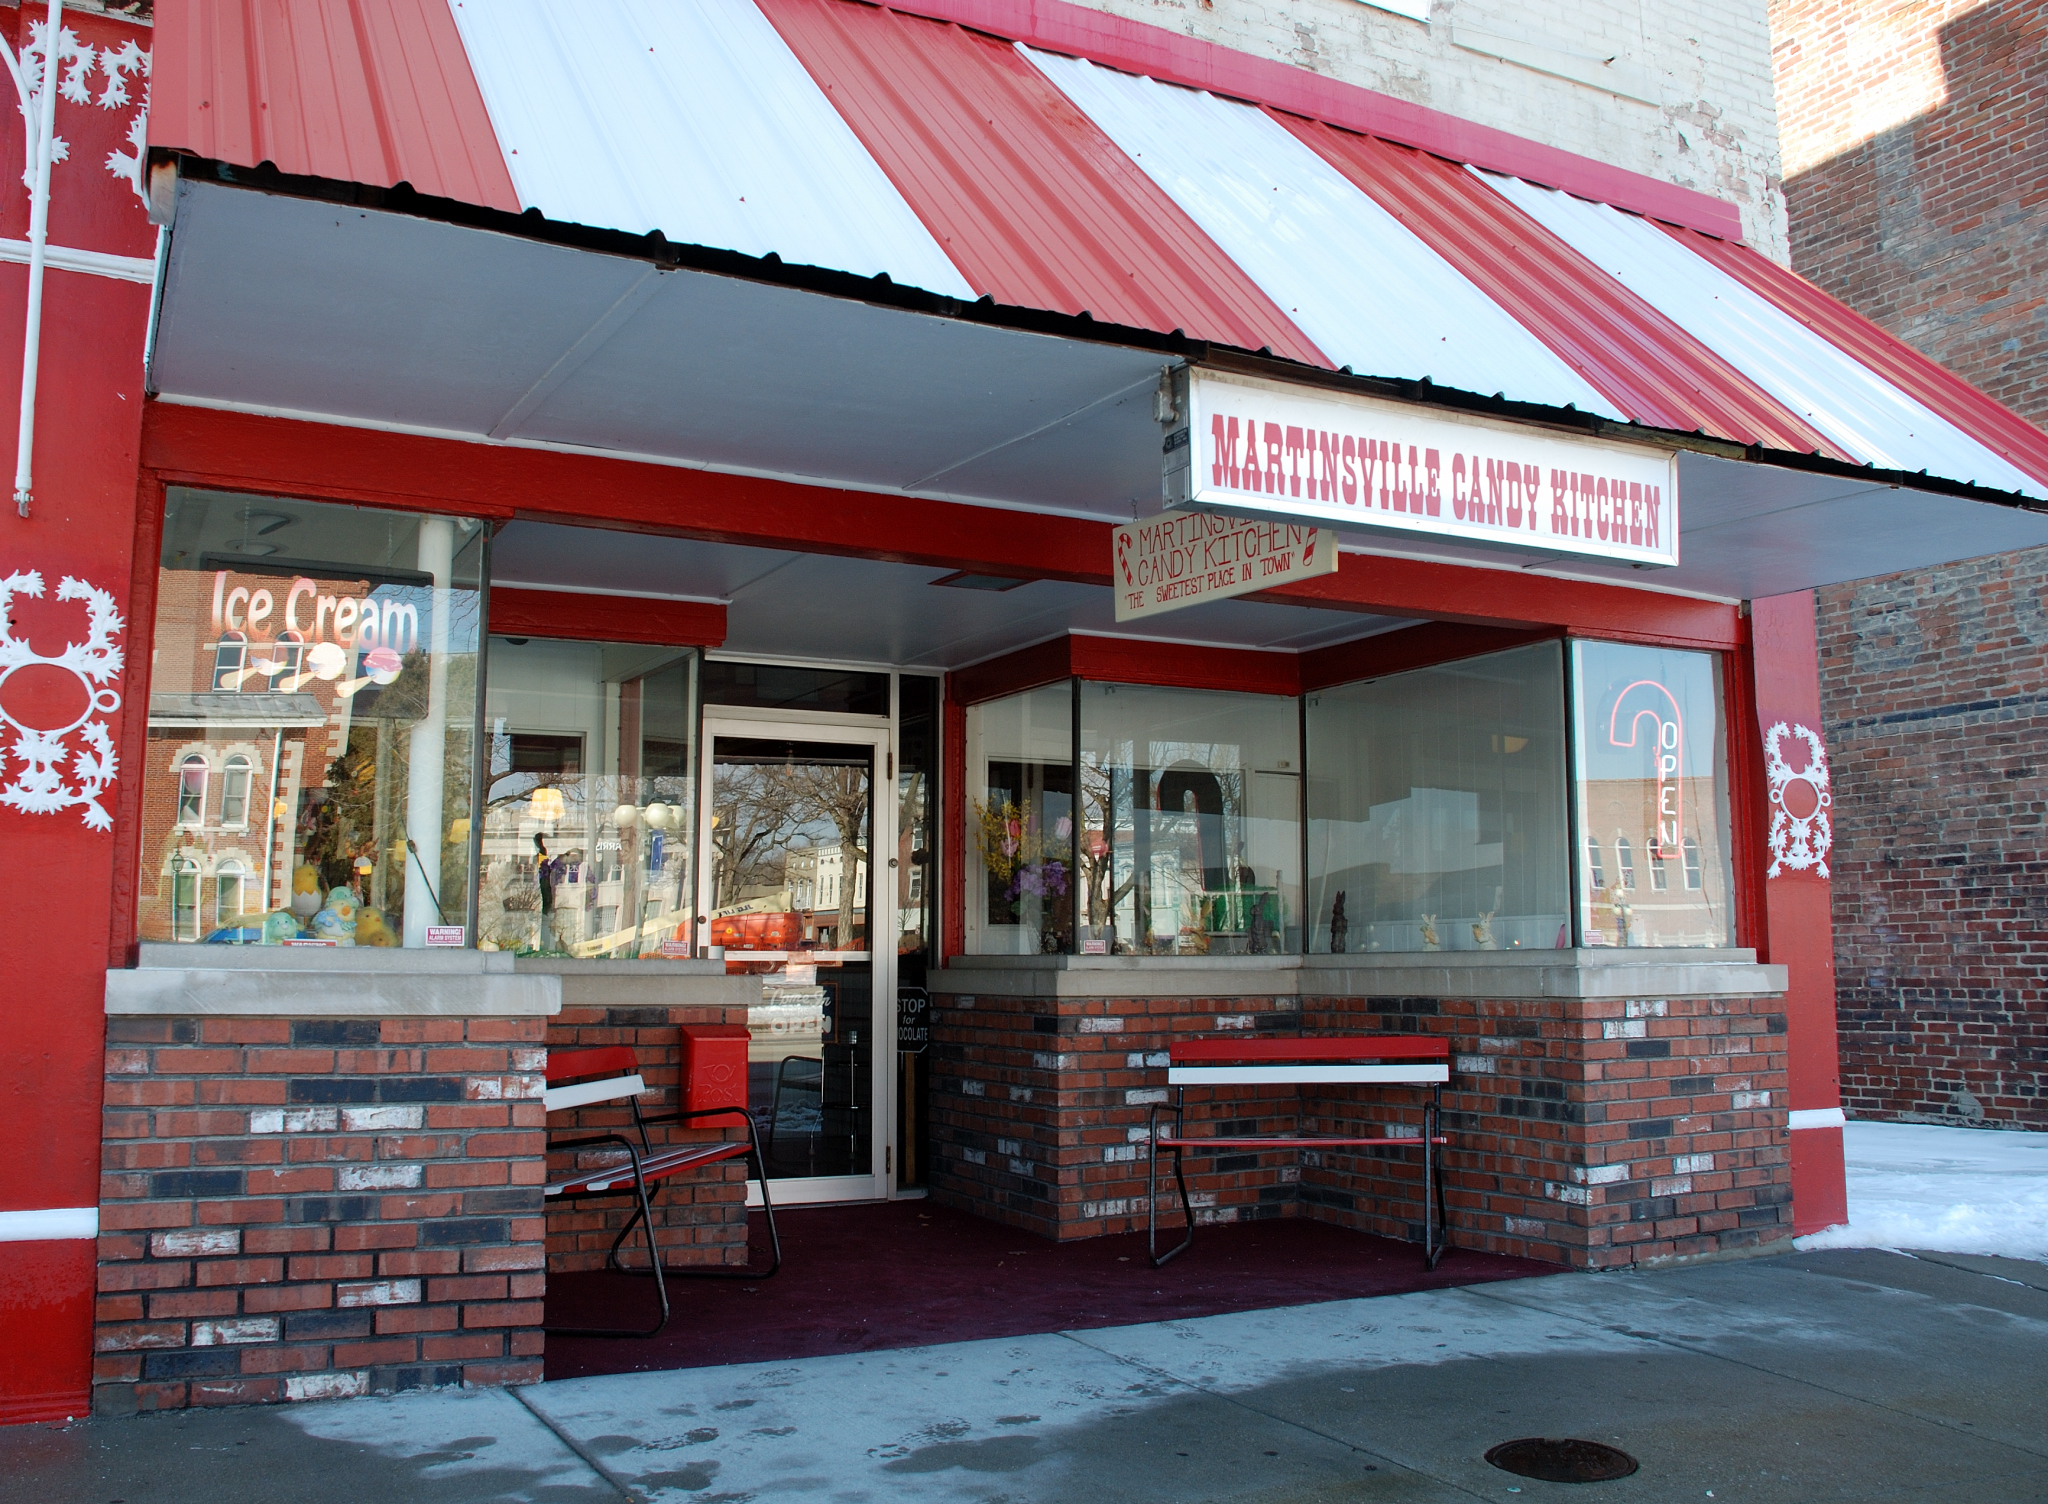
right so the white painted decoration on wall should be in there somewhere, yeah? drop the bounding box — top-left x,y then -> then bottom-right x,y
1763,720 -> 1832,879
0,570 -> 124,830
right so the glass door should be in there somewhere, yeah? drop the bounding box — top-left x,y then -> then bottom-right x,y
698,719 -> 892,1205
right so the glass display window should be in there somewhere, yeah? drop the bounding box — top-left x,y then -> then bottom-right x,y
1571,640 -> 1735,948
478,638 -> 699,959
1308,641 -> 1569,954
139,489 -> 484,948
964,682 -> 1074,954
1079,682 -> 1302,956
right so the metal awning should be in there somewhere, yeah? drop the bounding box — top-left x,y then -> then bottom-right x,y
144,0 -> 2048,617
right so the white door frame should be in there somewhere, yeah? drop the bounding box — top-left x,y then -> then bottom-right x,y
698,712 -> 897,1208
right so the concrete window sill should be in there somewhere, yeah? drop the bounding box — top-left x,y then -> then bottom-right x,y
931,949 -> 1787,1001
107,943 -> 560,1017
105,946 -> 773,1016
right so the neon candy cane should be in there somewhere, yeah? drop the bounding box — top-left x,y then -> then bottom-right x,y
1607,679 -> 1684,853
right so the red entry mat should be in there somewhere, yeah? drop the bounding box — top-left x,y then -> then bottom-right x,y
543,1200 -> 1557,1380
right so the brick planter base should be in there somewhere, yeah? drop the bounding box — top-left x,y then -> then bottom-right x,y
928,988 -> 1791,1268
95,1015 -> 548,1415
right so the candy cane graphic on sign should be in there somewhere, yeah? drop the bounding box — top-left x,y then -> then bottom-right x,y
0,569 -> 124,830
1608,679 -> 1684,854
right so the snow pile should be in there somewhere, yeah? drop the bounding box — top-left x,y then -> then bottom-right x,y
1796,1120 -> 2048,1261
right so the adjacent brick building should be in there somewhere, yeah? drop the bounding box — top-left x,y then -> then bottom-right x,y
1773,0 -> 2048,1129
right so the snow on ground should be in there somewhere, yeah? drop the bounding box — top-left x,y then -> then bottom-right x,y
1795,1119 -> 2048,1261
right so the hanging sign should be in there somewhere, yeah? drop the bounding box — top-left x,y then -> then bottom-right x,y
1113,509 -> 1337,621
1164,368 -> 1680,568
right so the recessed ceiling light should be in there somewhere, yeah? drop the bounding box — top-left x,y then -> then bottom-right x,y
931,571 -> 1027,592
226,540 -> 279,556
236,508 -> 297,536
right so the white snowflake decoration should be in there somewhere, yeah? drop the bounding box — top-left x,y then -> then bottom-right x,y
1,22 -> 152,202
98,36 -> 149,202
10,18 -> 93,188
1763,720 -> 1832,880
0,570 -> 124,831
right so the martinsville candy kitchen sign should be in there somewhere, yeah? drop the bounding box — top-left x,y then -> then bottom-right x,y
1164,368 -> 1680,569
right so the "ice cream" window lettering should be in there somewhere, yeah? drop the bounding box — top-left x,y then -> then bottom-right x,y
208,571 -> 414,696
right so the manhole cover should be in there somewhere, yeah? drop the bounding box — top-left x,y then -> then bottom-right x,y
1485,1437 -> 1640,1483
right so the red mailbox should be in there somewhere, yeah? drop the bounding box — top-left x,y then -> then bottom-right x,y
680,1024 -> 751,1115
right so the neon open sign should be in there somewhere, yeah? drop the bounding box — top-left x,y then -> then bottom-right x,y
1608,680 -> 1683,853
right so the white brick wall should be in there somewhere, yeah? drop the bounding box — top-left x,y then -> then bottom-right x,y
1063,0 -> 1790,261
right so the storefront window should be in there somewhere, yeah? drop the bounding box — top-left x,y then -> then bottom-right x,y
1571,641 -> 1734,948
965,682 -> 1073,954
1307,642 -> 1569,953
1080,683 -> 1301,956
478,638 -> 698,959
139,488 -> 484,947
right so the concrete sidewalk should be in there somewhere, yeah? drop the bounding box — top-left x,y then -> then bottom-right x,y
5,1248 -> 2044,1503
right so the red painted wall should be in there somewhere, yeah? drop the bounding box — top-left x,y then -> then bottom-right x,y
0,4 -> 155,1423
1750,592 -> 1848,1235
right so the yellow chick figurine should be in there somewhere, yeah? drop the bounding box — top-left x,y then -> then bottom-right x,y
355,907 -> 398,948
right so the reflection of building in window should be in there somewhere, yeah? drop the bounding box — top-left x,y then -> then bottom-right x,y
1615,835 -> 1636,889
1682,835 -> 1703,890
170,856 -> 201,939
210,631 -> 246,690
220,754 -> 253,827
214,859 -> 248,927
906,865 -> 924,903
1648,836 -> 1669,890
176,754 -> 209,826
1586,837 -> 1606,889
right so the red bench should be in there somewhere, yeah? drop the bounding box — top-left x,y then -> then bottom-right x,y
543,1043 -> 780,1338
1147,1035 -> 1452,1269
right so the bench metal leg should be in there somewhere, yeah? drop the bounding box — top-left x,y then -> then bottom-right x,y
1148,1088 -> 1194,1268
612,1108 -> 784,1283
1423,1085 -> 1450,1270
546,1136 -> 672,1340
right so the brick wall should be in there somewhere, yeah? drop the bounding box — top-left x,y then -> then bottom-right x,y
1775,0 -> 2048,1132
929,993 -> 1307,1240
545,1003 -> 754,1273
928,989 -> 1791,1268
1774,0 -> 2047,425
95,1016 -> 547,1415
1300,996 -> 1791,1269
1816,551 -> 2048,1130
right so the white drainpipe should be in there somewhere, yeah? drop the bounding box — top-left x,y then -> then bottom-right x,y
11,0 -> 64,518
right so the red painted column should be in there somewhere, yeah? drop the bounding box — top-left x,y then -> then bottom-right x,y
0,4 -> 155,1424
1750,592 -> 1848,1235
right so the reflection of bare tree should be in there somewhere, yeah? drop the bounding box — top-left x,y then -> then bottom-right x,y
1080,757 -> 1136,940
1080,744 -> 1246,950
788,764 -> 870,948
711,765 -> 808,909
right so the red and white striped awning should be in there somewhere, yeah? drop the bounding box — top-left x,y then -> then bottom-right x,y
151,0 -> 2048,506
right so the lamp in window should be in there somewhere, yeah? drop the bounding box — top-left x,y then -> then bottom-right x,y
529,787 -> 566,823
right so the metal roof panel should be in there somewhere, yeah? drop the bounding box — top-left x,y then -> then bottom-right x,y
1490,173 -> 2046,500
1674,228 -> 2048,493
1026,48 -> 1622,416
444,0 -> 975,298
756,0 -> 1325,364
1280,118 -> 1846,458
151,0 -> 519,212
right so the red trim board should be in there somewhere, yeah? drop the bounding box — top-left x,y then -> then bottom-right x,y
488,587 -> 727,648
140,404 -> 1744,649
